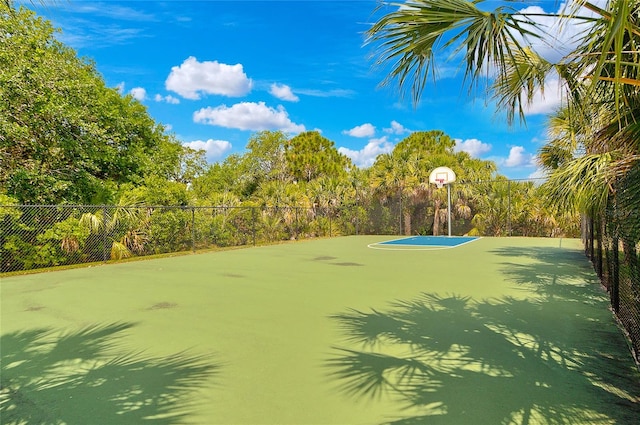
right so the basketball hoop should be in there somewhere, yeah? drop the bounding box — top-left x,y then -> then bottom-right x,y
429,167 -> 456,188
429,166 -> 457,237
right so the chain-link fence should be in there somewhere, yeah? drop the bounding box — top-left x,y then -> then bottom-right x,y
0,205 -> 345,273
351,178 -> 580,238
585,207 -> 640,365
0,190 -> 578,273
1,179 -> 582,274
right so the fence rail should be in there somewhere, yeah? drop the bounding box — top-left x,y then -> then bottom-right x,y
0,204 -> 357,273
1,186 -> 578,274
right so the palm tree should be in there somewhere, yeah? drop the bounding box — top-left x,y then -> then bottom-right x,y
346,167 -> 371,235
370,131 -> 479,236
368,0 -> 640,235
368,0 -> 640,120
369,152 -> 421,235
468,178 -> 511,236
367,0 -> 548,122
79,194 -> 150,260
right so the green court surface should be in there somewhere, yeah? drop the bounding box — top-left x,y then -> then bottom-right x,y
1,236 -> 639,424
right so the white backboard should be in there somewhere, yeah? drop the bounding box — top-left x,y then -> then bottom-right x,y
429,166 -> 456,187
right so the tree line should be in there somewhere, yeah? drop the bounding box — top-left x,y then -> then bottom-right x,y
1,2 -> 579,259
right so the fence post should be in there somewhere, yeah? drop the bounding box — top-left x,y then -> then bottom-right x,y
252,207 -> 256,246
102,205 -> 108,262
597,216 -> 604,278
507,180 -> 512,236
355,195 -> 359,236
589,213 -> 595,261
399,194 -> 403,235
612,234 -> 620,312
191,207 -> 196,253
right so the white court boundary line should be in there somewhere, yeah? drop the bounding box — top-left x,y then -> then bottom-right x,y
367,236 -> 482,251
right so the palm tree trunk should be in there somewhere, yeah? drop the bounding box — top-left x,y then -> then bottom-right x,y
404,210 -> 412,235
433,199 -> 441,236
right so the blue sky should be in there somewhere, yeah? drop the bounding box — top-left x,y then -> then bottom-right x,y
25,0 -> 576,179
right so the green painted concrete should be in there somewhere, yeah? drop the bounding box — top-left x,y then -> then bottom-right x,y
2,236 -> 639,424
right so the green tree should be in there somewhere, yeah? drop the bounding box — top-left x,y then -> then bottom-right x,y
244,130 -> 290,189
369,131 -> 495,235
191,154 -> 248,200
391,131 -> 460,235
285,131 -> 352,182
0,4 -> 170,204
145,137 -> 207,186
369,152 -> 413,234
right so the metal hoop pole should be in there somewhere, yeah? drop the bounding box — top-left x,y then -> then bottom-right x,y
447,184 -> 452,237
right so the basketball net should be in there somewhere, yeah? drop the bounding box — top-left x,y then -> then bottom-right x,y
436,179 -> 445,189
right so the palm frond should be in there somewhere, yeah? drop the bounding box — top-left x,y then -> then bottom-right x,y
79,211 -> 103,233
110,241 -> 133,260
574,0 -> 640,110
541,153 -> 615,213
492,46 -> 554,124
326,348 -> 432,400
367,0 -> 543,107
540,104 -> 592,170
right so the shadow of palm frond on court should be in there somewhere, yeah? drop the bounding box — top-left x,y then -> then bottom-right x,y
327,287 -> 640,424
0,322 -> 220,425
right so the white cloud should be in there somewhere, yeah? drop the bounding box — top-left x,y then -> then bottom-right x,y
515,6 -> 579,63
343,123 -> 376,138
183,139 -> 232,161
193,101 -> 305,133
115,82 -> 125,94
500,2 -> 596,116
166,56 -> 253,100
339,136 -> 394,168
505,146 -> 535,167
383,120 -> 410,135
154,94 -> 180,104
63,3 -> 157,21
516,1 -> 605,63
269,83 -> 299,102
528,166 -> 548,180
129,87 -> 146,101
522,75 -> 565,115
454,138 -> 492,157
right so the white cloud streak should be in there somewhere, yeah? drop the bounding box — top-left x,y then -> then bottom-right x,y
294,88 -> 355,98
339,136 -> 394,168
154,94 -> 180,104
183,139 -> 232,161
129,87 -> 146,101
383,120 -> 410,135
343,123 -> 376,138
269,83 -> 299,102
454,138 -> 492,157
193,101 -> 305,133
505,146 -> 535,167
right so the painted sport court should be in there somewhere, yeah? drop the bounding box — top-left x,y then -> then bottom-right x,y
1,236 -> 639,424
368,235 -> 480,250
